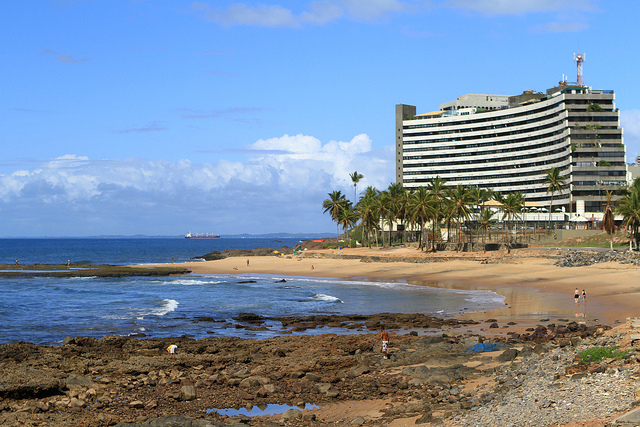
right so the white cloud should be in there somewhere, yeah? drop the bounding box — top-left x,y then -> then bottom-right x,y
0,134 -> 392,236
442,0 -> 596,15
191,0 -> 407,27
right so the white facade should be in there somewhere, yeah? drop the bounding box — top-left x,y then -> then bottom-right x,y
396,85 -> 626,212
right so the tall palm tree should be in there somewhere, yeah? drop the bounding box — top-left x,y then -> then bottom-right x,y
616,187 -> 640,250
408,186 -> 435,251
349,171 -> 364,204
477,209 -> 496,244
383,182 -> 405,246
356,191 -> 380,248
427,177 -> 447,251
338,206 -> 359,247
447,185 -> 474,244
545,167 -> 566,228
322,190 -> 348,241
502,192 -> 523,243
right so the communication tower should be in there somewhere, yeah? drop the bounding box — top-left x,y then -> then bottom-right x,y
574,53 -> 585,86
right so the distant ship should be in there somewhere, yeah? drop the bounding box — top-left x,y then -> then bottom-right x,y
185,232 -> 221,239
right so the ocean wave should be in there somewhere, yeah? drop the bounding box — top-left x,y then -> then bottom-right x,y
311,293 -> 343,303
147,298 -> 179,316
133,299 -> 180,319
170,279 -> 224,286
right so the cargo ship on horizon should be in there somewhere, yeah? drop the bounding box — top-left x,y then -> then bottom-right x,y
185,232 -> 221,239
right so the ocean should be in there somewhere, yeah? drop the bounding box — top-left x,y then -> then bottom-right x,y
0,238 -> 506,346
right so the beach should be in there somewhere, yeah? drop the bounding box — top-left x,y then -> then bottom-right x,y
169,246 -> 640,326
2,245 -> 640,426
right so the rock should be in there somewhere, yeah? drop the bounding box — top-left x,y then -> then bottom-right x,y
416,411 -> 434,423
496,348 -> 519,362
305,372 -> 322,382
65,375 -> 93,389
129,400 -> 144,409
281,408 -> 303,419
347,365 -> 370,378
351,416 -> 365,425
489,323 -> 499,329
181,385 -> 197,401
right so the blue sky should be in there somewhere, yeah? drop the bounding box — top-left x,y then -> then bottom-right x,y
2,0 -> 639,237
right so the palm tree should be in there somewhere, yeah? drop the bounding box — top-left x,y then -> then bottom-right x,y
427,177 -> 447,251
502,192 -> 523,243
349,171 -> 364,204
616,186 -> 640,250
383,182 -> 405,246
603,190 -> 615,251
338,206 -> 359,247
447,185 -> 474,244
545,167 -> 566,228
322,190 -> 348,241
356,191 -> 381,248
408,187 -> 435,251
477,209 -> 496,244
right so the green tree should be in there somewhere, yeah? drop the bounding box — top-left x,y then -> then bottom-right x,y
322,190 -> 348,241
545,167 -> 566,228
447,185 -> 474,244
356,186 -> 381,248
427,177 -> 447,251
339,206 -> 359,247
477,209 -> 496,244
616,186 -> 640,250
349,171 -> 364,204
502,192 -> 523,243
408,187 -> 436,251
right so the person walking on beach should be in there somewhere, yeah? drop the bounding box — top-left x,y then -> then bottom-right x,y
246,259 -> 250,267
574,288 -> 580,304
582,289 -> 587,302
379,327 -> 390,359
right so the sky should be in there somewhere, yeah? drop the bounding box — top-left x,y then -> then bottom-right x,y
2,0 -> 640,237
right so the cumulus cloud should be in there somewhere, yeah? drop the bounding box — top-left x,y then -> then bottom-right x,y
191,0 -> 407,27
0,135 -> 393,236
41,49 -> 92,64
191,0 -> 596,27
118,122 -> 167,134
442,0 -> 596,15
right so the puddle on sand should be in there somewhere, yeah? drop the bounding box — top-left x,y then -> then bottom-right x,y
207,403 -> 318,417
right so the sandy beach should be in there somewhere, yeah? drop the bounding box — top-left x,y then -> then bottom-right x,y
161,246 -> 640,326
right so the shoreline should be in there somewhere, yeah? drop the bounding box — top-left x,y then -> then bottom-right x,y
151,246 -> 640,327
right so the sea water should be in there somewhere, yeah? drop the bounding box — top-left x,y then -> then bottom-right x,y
0,238 -> 506,346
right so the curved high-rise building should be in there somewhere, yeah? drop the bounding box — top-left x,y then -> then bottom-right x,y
396,84 -> 626,213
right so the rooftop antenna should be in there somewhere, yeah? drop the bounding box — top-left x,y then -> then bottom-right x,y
574,52 -> 585,86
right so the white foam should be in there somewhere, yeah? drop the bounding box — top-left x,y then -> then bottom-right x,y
312,293 -> 343,303
138,299 -> 180,318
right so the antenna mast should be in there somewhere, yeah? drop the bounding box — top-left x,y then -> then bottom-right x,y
574,53 -> 585,86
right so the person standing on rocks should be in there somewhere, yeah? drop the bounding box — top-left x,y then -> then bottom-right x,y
379,327 -> 390,359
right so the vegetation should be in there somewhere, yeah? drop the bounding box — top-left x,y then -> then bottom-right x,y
578,346 -> 627,363
617,177 -> 640,250
545,167 -> 566,227
319,171 -> 640,252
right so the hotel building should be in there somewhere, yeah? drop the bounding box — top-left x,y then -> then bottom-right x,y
396,83 -> 626,215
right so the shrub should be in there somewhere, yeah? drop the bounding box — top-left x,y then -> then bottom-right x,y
578,346 -> 627,363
